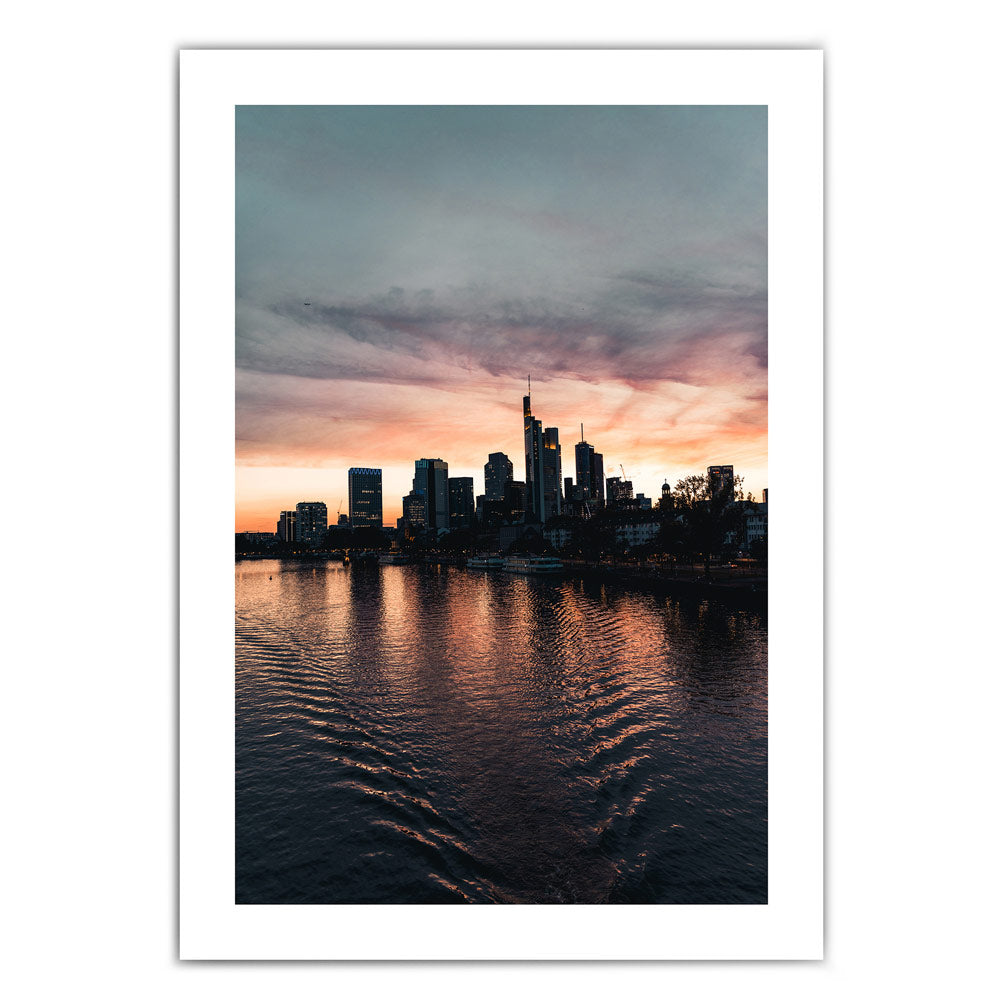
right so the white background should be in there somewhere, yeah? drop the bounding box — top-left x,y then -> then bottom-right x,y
4,0 -> 997,996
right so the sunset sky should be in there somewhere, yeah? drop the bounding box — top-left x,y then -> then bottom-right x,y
235,105 -> 767,531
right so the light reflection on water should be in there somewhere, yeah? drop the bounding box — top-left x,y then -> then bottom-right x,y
236,559 -> 767,903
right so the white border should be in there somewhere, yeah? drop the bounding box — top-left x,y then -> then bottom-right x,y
180,49 -> 823,960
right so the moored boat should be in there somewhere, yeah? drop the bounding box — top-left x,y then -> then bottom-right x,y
502,554 -> 564,574
467,555 -> 504,569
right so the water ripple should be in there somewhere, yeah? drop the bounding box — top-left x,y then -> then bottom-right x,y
236,559 -> 767,904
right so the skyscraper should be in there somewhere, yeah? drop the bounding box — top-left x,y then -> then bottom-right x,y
484,452 -> 514,500
591,451 -> 605,505
295,501 -> 328,544
448,477 -> 475,531
575,426 -> 604,507
575,440 -> 592,499
542,427 -> 562,519
523,387 -> 545,521
413,458 -> 449,533
348,468 -> 383,528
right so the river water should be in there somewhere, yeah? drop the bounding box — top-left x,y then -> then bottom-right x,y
236,559 -> 767,904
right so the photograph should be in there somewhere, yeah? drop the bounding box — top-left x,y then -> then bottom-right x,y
234,104 -> 769,905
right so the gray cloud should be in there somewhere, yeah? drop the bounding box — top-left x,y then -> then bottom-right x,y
237,268 -> 766,391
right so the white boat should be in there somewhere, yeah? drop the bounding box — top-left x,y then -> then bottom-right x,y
467,555 -> 504,569
502,554 -> 564,574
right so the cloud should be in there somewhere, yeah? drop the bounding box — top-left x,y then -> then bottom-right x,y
236,268 -> 766,393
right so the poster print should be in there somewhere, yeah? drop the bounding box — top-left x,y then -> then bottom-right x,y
182,50 -> 822,959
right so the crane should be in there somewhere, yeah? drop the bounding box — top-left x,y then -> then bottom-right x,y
620,464 -> 627,480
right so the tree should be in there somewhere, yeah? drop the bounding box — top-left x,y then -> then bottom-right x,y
650,515 -> 686,570
570,511 -> 617,562
669,473 -> 746,578
508,528 -> 551,555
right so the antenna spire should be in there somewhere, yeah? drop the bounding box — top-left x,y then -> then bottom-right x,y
581,423 -> 584,442
527,373 -> 531,396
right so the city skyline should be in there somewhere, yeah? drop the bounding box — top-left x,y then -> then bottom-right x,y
237,386 -> 761,531
236,106 -> 767,531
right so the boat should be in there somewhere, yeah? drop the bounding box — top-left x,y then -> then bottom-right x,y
467,555 -> 504,569
378,552 -> 410,565
502,554 -> 564,575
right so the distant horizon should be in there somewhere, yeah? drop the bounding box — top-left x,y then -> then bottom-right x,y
236,106 -> 767,532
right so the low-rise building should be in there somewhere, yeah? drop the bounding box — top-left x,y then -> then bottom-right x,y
745,499 -> 768,546
236,531 -> 276,551
543,525 -> 574,551
614,516 -> 660,548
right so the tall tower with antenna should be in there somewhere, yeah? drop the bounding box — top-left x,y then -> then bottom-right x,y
523,375 -> 544,520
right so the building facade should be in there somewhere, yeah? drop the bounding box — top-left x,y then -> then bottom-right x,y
448,477 -> 475,531
542,426 -> 562,520
575,440 -> 593,499
745,493 -> 768,547
295,501 -> 328,545
277,509 -> 297,542
413,458 -> 449,533
614,516 -> 660,549
484,452 -> 514,501
605,476 -> 634,507
348,468 -> 383,528
402,489 -> 427,528
543,524 -> 574,551
237,531 -> 276,551
590,451 -> 605,504
504,479 -> 527,522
